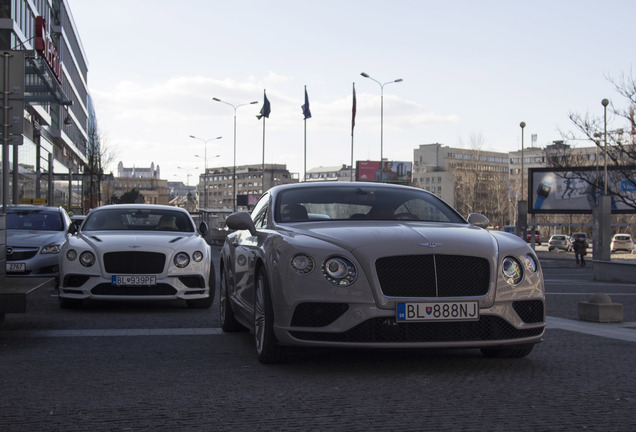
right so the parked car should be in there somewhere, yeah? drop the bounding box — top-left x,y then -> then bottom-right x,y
525,230 -> 542,245
220,182 -> 545,363
548,234 -> 570,251
610,234 -> 634,253
58,204 -> 214,309
5,205 -> 72,286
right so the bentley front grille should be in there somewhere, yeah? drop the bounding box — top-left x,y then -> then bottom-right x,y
103,252 -> 166,274
376,255 -> 490,298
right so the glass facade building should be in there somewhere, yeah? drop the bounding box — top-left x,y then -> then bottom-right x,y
0,0 -> 92,212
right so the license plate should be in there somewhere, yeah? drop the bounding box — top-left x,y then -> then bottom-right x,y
397,301 -> 479,322
6,263 -> 26,272
112,275 -> 156,286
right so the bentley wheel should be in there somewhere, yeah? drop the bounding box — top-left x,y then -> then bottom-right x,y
254,267 -> 284,364
220,267 -> 246,332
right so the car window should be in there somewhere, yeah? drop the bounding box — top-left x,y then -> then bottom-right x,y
83,208 -> 194,232
275,186 -> 465,223
251,193 -> 269,228
7,210 -> 63,231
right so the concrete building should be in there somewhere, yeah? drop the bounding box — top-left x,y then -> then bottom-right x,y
413,143 -> 509,208
305,165 -> 355,182
0,0 -> 92,212
198,163 -> 297,212
102,162 -> 169,205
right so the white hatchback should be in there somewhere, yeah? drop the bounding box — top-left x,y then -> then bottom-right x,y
611,234 -> 634,253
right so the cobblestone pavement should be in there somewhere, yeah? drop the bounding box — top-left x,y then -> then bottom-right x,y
0,251 -> 634,432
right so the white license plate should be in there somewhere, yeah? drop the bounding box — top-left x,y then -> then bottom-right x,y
397,301 -> 479,322
6,263 -> 26,272
112,275 -> 157,286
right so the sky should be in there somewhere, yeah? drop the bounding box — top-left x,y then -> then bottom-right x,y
66,0 -> 635,184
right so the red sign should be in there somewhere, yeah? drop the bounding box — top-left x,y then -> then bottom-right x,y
35,16 -> 63,84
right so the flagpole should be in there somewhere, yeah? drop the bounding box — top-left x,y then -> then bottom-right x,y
262,115 -> 266,188
351,82 -> 356,182
304,117 -> 307,182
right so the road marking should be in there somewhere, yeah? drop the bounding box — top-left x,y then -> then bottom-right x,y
547,316 -> 636,343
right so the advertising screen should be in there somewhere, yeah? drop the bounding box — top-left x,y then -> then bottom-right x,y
356,161 -> 412,183
528,166 -> 636,214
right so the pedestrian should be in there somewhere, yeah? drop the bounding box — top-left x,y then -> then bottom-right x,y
573,236 -> 580,266
578,236 -> 588,267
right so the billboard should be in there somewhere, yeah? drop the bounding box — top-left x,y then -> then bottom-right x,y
528,166 -> 636,214
356,161 -> 412,183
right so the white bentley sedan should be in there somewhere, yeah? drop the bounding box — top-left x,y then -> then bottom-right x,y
59,204 -> 214,309
220,182 -> 545,363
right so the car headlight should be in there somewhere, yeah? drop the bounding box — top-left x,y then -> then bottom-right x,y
291,254 -> 314,274
174,252 -> 190,268
523,254 -> 538,273
502,256 -> 523,285
193,251 -> 204,262
66,249 -> 78,261
79,251 -> 96,267
41,243 -> 62,254
322,256 -> 357,286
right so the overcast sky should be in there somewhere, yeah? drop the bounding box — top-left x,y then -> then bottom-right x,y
66,0 -> 634,184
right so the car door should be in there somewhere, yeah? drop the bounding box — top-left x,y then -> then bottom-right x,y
227,194 -> 270,324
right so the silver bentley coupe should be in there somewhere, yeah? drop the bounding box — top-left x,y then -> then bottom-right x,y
220,182 -> 545,363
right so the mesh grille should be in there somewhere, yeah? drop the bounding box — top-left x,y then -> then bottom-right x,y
104,252 -> 165,274
376,255 -> 490,297
7,250 -> 38,261
291,303 -> 350,327
91,283 -> 177,296
290,316 -> 543,343
513,300 -> 545,323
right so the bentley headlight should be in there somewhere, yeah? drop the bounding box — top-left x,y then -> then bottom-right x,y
322,256 -> 357,286
41,243 -> 62,254
291,254 -> 314,274
524,254 -> 538,273
66,249 -> 78,261
174,252 -> 190,268
79,251 -> 96,267
193,251 -> 204,262
502,256 -> 523,285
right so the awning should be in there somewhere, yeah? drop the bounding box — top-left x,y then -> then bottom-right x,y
23,51 -> 71,105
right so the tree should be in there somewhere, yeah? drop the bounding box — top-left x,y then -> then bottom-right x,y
86,115 -> 115,210
118,188 -> 145,204
551,71 -> 636,209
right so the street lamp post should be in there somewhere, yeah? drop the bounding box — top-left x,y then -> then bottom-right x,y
602,98 -> 609,195
189,135 -> 222,209
360,72 -> 403,165
176,166 -> 199,186
520,122 -> 526,200
213,98 -> 258,212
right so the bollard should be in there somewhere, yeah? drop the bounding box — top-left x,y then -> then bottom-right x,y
578,293 -> 623,323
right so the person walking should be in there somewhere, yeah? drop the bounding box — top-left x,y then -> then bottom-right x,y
578,236 -> 588,267
573,236 -> 581,266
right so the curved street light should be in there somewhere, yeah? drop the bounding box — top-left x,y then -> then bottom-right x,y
360,72 -> 403,166
189,135 -> 222,209
212,98 -> 258,212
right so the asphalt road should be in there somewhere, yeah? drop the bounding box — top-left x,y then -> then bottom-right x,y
0,249 -> 635,431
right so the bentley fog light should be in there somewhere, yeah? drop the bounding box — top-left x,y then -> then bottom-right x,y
291,254 -> 314,274
79,251 -> 96,267
322,256 -> 357,286
502,256 -> 523,285
66,249 -> 78,261
193,251 -> 204,262
174,252 -> 190,268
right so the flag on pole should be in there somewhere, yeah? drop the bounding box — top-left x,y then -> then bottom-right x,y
351,83 -> 357,135
257,91 -> 271,119
302,86 -> 311,119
